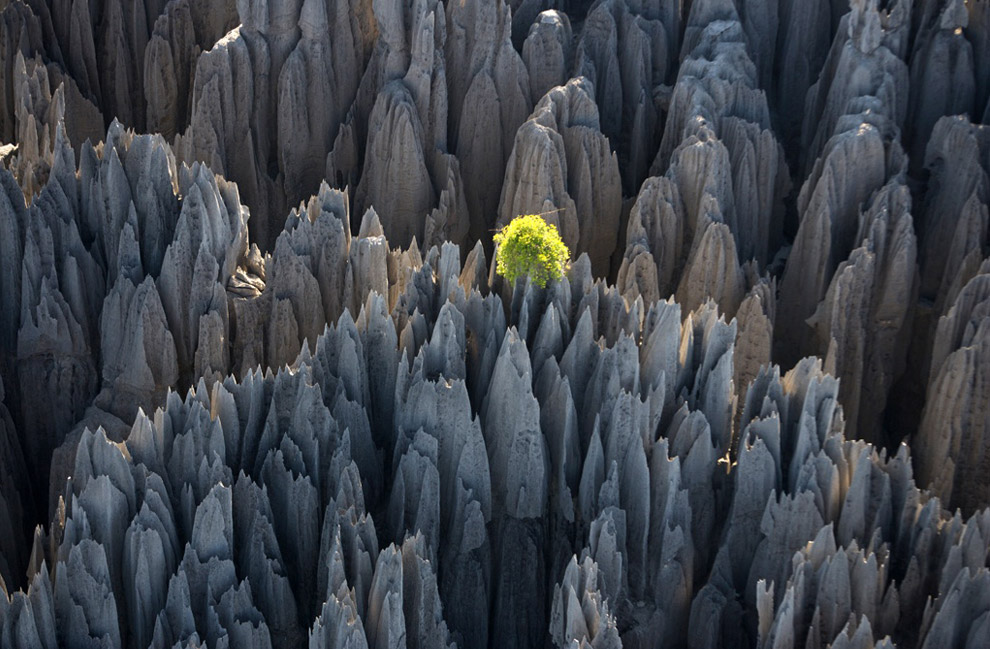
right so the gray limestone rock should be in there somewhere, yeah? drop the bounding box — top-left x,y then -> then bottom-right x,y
733,280 -> 775,434
3,2 -> 990,648
310,585 -> 369,649
906,0 -> 976,172
522,11 -> 572,104
918,116 -> 989,304
617,176 -> 683,305
54,538 -> 121,648
96,275 -> 179,422
277,0 -> 371,208
549,554 -> 622,649
675,220 -> 746,318
800,0 -> 909,176
175,19 -> 287,249
914,270 -> 990,515
356,82 -> 437,249
807,180 -> 917,443
0,2 -> 48,146
573,0 -> 668,193
144,0 -> 239,141
498,77 -> 622,277
776,121 -> 903,366
387,430 -> 440,556
482,328 -> 548,520
17,150 -> 102,487
446,0 -> 531,241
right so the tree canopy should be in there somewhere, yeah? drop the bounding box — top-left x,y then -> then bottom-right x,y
494,214 -> 570,289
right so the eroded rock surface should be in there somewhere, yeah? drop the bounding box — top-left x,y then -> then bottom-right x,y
2,0 -> 990,647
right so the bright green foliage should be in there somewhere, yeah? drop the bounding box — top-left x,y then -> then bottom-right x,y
494,214 -> 570,288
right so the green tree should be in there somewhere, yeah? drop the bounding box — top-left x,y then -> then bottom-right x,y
494,214 -> 570,288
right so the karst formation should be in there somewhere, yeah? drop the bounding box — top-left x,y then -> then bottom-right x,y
0,0 -> 989,648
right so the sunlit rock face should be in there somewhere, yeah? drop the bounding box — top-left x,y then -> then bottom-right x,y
1,0 -> 989,647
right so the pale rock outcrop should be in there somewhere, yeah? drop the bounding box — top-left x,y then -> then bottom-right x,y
357,81 -> 438,249
309,585 -> 369,649
680,0 -> 739,60
76,122 -> 180,281
387,429 -> 441,555
144,0 -> 239,140
95,275 -> 179,423
732,0 -> 780,94
807,180 -> 917,442
914,270 -> 990,514
176,25 -> 287,249
654,14 -> 789,265
920,568 -> 990,649
0,1 -> 47,144
86,138 -> 246,420
968,0 -> 990,111
483,328 -> 548,520
278,0 -> 374,208
228,185 -> 392,374
616,175 -> 682,305
0,2 -> 102,165
573,0 -> 668,192
522,11 -> 572,104
482,328 -> 550,649
889,116 -> 987,433
676,301 -> 737,455
776,121 -> 906,365
157,163 -> 246,383
631,10 -> 787,320
3,201 -> 989,649
16,130 -> 102,491
905,0 -> 976,171
48,0 -> 172,131
732,279 -> 775,433
445,0 -> 531,240
0,2 -> 108,175
0,563 -> 58,649
918,116 -> 989,304
498,77 -> 622,277
675,219 -> 746,318
176,0 -> 372,249
800,0 -> 909,176
6,53 -> 64,198
54,538 -> 121,648
342,0 -> 470,251
549,555 -> 622,649
759,533 -> 899,649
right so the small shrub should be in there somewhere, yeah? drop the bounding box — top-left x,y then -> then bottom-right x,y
494,214 -> 570,289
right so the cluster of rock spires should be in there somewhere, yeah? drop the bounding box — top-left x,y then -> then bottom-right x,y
1,0 -> 990,647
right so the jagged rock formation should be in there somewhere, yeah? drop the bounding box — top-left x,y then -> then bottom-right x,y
914,266 -> 990,515
2,0 -> 990,647
446,0 -> 531,241
777,2 -> 910,367
498,76 -> 622,277
807,180 -> 917,443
